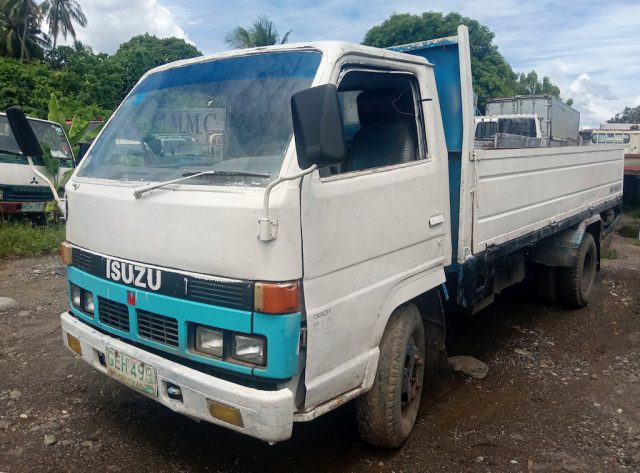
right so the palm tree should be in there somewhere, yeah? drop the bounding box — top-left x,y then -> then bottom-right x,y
225,15 -> 291,49
0,0 -> 49,61
39,0 -> 86,50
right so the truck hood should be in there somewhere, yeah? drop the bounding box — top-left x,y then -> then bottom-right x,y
65,180 -> 302,281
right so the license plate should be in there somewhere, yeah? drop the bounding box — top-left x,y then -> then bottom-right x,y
21,203 -> 45,212
106,348 -> 158,396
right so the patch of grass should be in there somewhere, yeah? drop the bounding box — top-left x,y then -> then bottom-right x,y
618,226 -> 640,239
601,249 -> 618,260
0,220 -> 65,257
625,207 -> 640,219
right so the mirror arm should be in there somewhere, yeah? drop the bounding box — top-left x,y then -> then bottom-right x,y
27,156 -> 66,219
258,164 -> 318,242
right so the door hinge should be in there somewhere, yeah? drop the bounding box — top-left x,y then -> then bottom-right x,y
299,327 -> 307,348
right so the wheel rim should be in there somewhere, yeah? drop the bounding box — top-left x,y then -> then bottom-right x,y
401,337 -> 424,412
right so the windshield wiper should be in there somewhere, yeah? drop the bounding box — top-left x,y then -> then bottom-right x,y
181,170 -> 270,178
133,170 -> 270,199
0,148 -> 23,157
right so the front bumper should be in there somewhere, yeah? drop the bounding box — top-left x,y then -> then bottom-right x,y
61,311 -> 295,442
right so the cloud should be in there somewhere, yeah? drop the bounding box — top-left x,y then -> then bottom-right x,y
54,0 -> 192,54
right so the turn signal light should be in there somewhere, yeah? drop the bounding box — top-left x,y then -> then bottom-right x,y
254,281 -> 300,314
207,399 -> 244,427
66,333 -> 82,356
60,241 -> 73,265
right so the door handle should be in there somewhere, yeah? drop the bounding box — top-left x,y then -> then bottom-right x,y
429,214 -> 445,226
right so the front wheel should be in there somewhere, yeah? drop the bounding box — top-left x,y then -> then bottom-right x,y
355,304 -> 425,448
558,232 -> 597,308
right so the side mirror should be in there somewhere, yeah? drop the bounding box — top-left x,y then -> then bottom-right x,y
291,84 -> 346,170
5,106 -> 44,157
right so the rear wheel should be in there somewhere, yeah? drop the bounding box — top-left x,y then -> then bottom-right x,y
355,304 -> 425,448
558,233 -> 597,308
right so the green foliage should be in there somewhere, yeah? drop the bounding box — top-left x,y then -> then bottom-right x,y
608,105 -> 640,124
113,34 -> 201,98
40,0 -> 86,49
0,0 -> 49,61
362,12 -> 564,111
515,70 -> 560,97
0,219 -> 65,256
47,93 -> 103,156
0,33 -> 199,122
225,15 -> 292,49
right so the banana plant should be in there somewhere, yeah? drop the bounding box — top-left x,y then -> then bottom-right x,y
47,93 -> 104,157
42,93 -> 104,220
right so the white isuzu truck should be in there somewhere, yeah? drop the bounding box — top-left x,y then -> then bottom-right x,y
8,26 -> 623,448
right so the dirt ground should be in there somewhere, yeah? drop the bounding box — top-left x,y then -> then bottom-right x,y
1,218 -> 639,473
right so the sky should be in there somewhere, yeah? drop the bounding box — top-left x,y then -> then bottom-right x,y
61,0 -> 640,128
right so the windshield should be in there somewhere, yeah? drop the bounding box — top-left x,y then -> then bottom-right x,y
0,115 -> 73,166
77,50 -> 322,186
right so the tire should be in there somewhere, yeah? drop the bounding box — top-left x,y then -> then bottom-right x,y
534,264 -> 558,305
558,232 -> 597,309
356,304 -> 425,448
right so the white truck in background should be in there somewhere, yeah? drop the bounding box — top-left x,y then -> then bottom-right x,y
0,113 -> 73,217
8,26 -> 624,448
474,113 -> 542,149
590,126 -> 640,205
486,94 -> 580,146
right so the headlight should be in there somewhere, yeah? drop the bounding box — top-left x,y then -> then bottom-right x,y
83,291 -> 94,314
195,326 -> 223,358
70,284 -> 81,308
232,334 -> 266,366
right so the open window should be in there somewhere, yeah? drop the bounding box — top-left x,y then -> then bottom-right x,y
324,69 -> 426,176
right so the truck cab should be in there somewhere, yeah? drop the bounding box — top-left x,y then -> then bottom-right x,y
0,113 -> 73,216
474,113 -> 542,149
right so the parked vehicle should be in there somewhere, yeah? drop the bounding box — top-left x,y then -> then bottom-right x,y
486,94 -> 580,146
9,26 -> 624,448
0,113 -> 73,216
474,114 -> 542,149
590,128 -> 640,205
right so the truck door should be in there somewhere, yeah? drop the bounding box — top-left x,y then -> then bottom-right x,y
299,65 -> 450,408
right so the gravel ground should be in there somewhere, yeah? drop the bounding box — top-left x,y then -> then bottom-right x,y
1,219 -> 639,473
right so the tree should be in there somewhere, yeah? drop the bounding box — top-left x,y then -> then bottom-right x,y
40,0 -> 87,50
0,0 -> 49,61
113,34 -> 201,98
608,105 -> 640,124
225,15 -> 291,49
362,12 -> 563,111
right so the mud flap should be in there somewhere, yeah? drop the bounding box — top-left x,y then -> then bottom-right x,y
419,290 -> 452,382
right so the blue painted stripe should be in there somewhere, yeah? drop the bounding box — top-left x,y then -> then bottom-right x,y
68,267 -> 300,379
132,51 -> 322,95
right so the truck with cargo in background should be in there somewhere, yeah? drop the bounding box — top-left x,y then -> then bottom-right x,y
0,113 -> 73,217
8,25 -> 624,448
486,94 -> 580,146
589,124 -> 640,205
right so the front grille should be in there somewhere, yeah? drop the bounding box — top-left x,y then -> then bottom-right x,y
136,310 -> 179,348
0,184 -> 54,202
72,250 -> 93,273
188,279 -> 252,310
98,298 -> 130,332
70,248 -> 254,311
